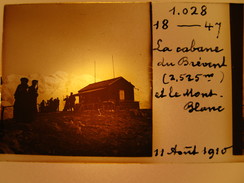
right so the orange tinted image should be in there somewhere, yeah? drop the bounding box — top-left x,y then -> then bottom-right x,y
0,3 -> 152,157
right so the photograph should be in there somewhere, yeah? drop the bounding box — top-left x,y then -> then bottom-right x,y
0,3 -> 152,157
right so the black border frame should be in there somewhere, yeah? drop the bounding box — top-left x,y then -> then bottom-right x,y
230,3 -> 243,155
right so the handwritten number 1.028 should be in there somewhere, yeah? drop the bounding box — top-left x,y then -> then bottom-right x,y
169,5 -> 207,16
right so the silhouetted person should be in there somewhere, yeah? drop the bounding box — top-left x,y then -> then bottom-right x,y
47,98 -> 51,112
13,77 -> 29,122
49,98 -> 56,112
28,80 -> 38,121
54,98 -> 60,112
69,92 -> 76,111
39,100 -> 46,113
63,95 -> 70,111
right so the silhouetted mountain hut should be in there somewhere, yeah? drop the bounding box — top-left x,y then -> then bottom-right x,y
75,77 -> 139,111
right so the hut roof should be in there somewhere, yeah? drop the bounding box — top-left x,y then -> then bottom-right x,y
78,76 -> 134,94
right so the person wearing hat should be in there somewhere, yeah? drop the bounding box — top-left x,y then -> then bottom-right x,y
13,77 -> 29,122
28,80 -> 38,121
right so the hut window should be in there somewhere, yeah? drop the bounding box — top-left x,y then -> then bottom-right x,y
119,90 -> 125,101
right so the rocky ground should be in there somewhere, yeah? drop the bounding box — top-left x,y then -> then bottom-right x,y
0,110 -> 152,157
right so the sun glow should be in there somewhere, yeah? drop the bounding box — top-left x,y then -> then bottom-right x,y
2,3 -> 152,118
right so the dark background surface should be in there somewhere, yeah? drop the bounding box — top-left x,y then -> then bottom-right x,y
230,3 -> 243,155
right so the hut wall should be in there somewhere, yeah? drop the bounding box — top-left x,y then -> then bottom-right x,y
78,78 -> 136,109
106,79 -> 134,103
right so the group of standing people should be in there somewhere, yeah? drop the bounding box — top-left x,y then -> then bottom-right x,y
63,92 -> 76,112
39,98 -> 60,113
13,77 -> 77,122
14,77 -> 38,122
39,92 -> 76,113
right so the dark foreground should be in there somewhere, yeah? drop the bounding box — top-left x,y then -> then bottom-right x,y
0,110 -> 152,157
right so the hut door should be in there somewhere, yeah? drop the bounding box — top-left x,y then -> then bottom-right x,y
119,90 -> 125,101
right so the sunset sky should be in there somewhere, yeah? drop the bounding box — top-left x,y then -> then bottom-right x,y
2,3 -> 151,109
